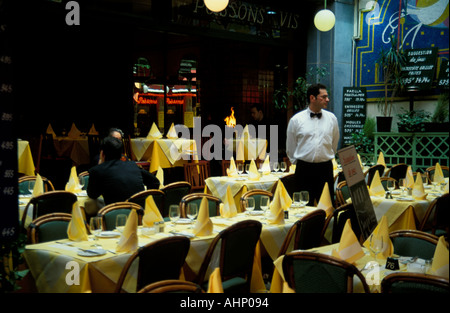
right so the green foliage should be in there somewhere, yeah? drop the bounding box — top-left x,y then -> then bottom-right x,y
396,108 -> 431,132
349,117 -> 376,154
432,92 -> 449,123
0,233 -> 28,293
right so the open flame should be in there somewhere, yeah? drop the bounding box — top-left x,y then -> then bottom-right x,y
224,107 -> 236,128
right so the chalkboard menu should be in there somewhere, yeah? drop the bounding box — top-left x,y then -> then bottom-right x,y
0,6 -> 19,242
437,59 -> 449,90
402,47 -> 438,90
342,87 -> 367,146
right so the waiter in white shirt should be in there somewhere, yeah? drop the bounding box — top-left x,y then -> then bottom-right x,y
286,83 -> 340,206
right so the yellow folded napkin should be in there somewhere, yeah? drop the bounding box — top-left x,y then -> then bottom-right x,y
433,163 -> 445,184
377,151 -> 386,166
369,170 -> 385,197
248,159 -> 260,181
32,174 -> 44,198
166,123 -> 178,139
236,138 -> 245,161
289,164 -> 296,173
431,236 -> 449,279
241,124 -> 250,139
143,195 -> 164,227
332,158 -> 338,170
363,216 -> 393,260
405,166 -> 415,188
207,267 -> 224,293
67,202 -> 89,241
88,123 -> 98,135
193,197 -> 213,236
267,181 -> 291,225
332,219 -> 365,264
68,123 -> 81,138
220,186 -> 238,218
46,123 -> 56,138
357,154 -> 364,168
261,156 -> 271,175
156,166 -> 164,188
65,166 -> 83,193
116,209 -> 139,253
317,182 -> 334,217
226,157 -> 238,177
147,122 -> 163,139
412,173 -> 427,200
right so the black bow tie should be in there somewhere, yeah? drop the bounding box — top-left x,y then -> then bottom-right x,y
310,112 -> 322,119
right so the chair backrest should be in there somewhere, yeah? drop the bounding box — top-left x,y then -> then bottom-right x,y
21,191 -> 78,227
426,165 -> 449,183
180,193 -> 221,218
97,202 -> 144,230
126,189 -> 165,216
389,229 -> 439,260
27,213 -> 73,244
282,251 -> 370,293
115,236 -> 191,293
385,163 -> 409,181
277,173 -> 298,198
380,176 -> 398,190
278,209 -> 326,257
419,193 -> 450,238
18,175 -> 55,195
221,160 -> 244,176
364,164 -> 385,186
160,181 -> 192,217
239,189 -> 273,211
381,272 -> 449,293
183,161 -> 211,191
196,220 -> 262,293
332,202 -> 362,244
78,171 -> 89,190
137,280 -> 204,293
335,181 -> 350,207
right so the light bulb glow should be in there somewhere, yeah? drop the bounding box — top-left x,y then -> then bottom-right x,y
314,9 -> 336,32
204,0 -> 229,12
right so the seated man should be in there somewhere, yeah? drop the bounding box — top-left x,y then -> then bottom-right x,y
87,136 -> 160,205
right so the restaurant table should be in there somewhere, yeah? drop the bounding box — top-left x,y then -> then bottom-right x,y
23,208 -> 317,293
205,172 -> 289,211
130,138 -> 197,173
272,242 -> 439,293
18,140 -> 36,176
53,136 -> 90,166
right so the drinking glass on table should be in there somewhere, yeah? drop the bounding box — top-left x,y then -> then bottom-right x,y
169,205 -> 181,224
245,163 -> 250,174
186,203 -> 198,226
260,196 -> 270,217
245,198 -> 255,215
237,163 -> 244,176
89,217 -> 103,247
292,192 -> 301,208
431,174 -> 439,191
27,181 -> 35,195
299,191 -> 309,207
280,161 -> 287,173
385,180 -> 395,197
399,178 -> 407,196
369,233 -> 384,261
272,162 -> 279,173
115,214 -> 127,233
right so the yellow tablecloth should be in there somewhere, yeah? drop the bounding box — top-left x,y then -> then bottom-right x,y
18,140 -> 35,176
205,173 -> 287,211
53,136 -> 90,166
130,138 -> 197,173
24,210 -> 313,293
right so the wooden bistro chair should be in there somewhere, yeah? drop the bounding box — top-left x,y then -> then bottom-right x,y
97,202 -> 144,231
183,161 -> 211,192
195,220 -> 262,293
180,193 -> 221,218
126,189 -> 165,217
383,163 -> 409,182
331,202 -> 363,245
282,250 -> 370,293
18,175 -> 55,195
419,193 -> 450,239
137,280 -> 204,294
364,164 -> 385,186
239,189 -> 273,212
335,181 -> 350,207
115,236 -> 191,293
160,181 -> 191,218
426,165 -> 449,184
381,272 -> 449,293
27,213 -> 73,244
389,229 -> 439,260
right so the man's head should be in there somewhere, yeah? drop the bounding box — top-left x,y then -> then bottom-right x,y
108,128 -> 124,140
250,104 -> 264,122
307,83 -> 329,112
100,136 -> 123,161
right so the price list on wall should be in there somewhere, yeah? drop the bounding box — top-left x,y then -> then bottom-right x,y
437,59 -> 449,90
0,6 -> 19,242
401,47 -> 438,90
342,87 -> 367,146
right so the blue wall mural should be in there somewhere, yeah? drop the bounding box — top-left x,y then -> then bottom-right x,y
353,0 -> 449,101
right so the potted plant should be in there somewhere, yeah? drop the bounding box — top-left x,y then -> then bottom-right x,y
376,35 -> 407,132
425,92 -> 449,132
396,108 -> 431,132
349,117 -> 376,164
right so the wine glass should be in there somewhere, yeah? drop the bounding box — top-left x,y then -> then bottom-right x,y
169,205 -> 181,225
245,198 -> 255,215
28,180 -> 35,195
115,214 -> 127,233
245,163 -> 250,174
431,174 -> 439,191
399,178 -> 407,196
272,162 -> 279,173
292,192 -> 301,208
78,176 -> 85,191
299,191 -> 309,207
186,203 -> 198,226
369,233 -> 384,261
260,196 -> 270,217
89,217 -> 103,247
237,163 -> 244,176
280,161 -> 287,173
385,180 -> 395,197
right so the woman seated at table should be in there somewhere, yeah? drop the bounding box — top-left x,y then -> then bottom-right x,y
87,136 -> 160,205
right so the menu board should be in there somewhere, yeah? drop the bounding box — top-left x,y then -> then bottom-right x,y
0,6 -> 19,242
338,145 -> 377,241
437,59 -> 449,90
401,47 -> 438,90
342,87 -> 367,146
